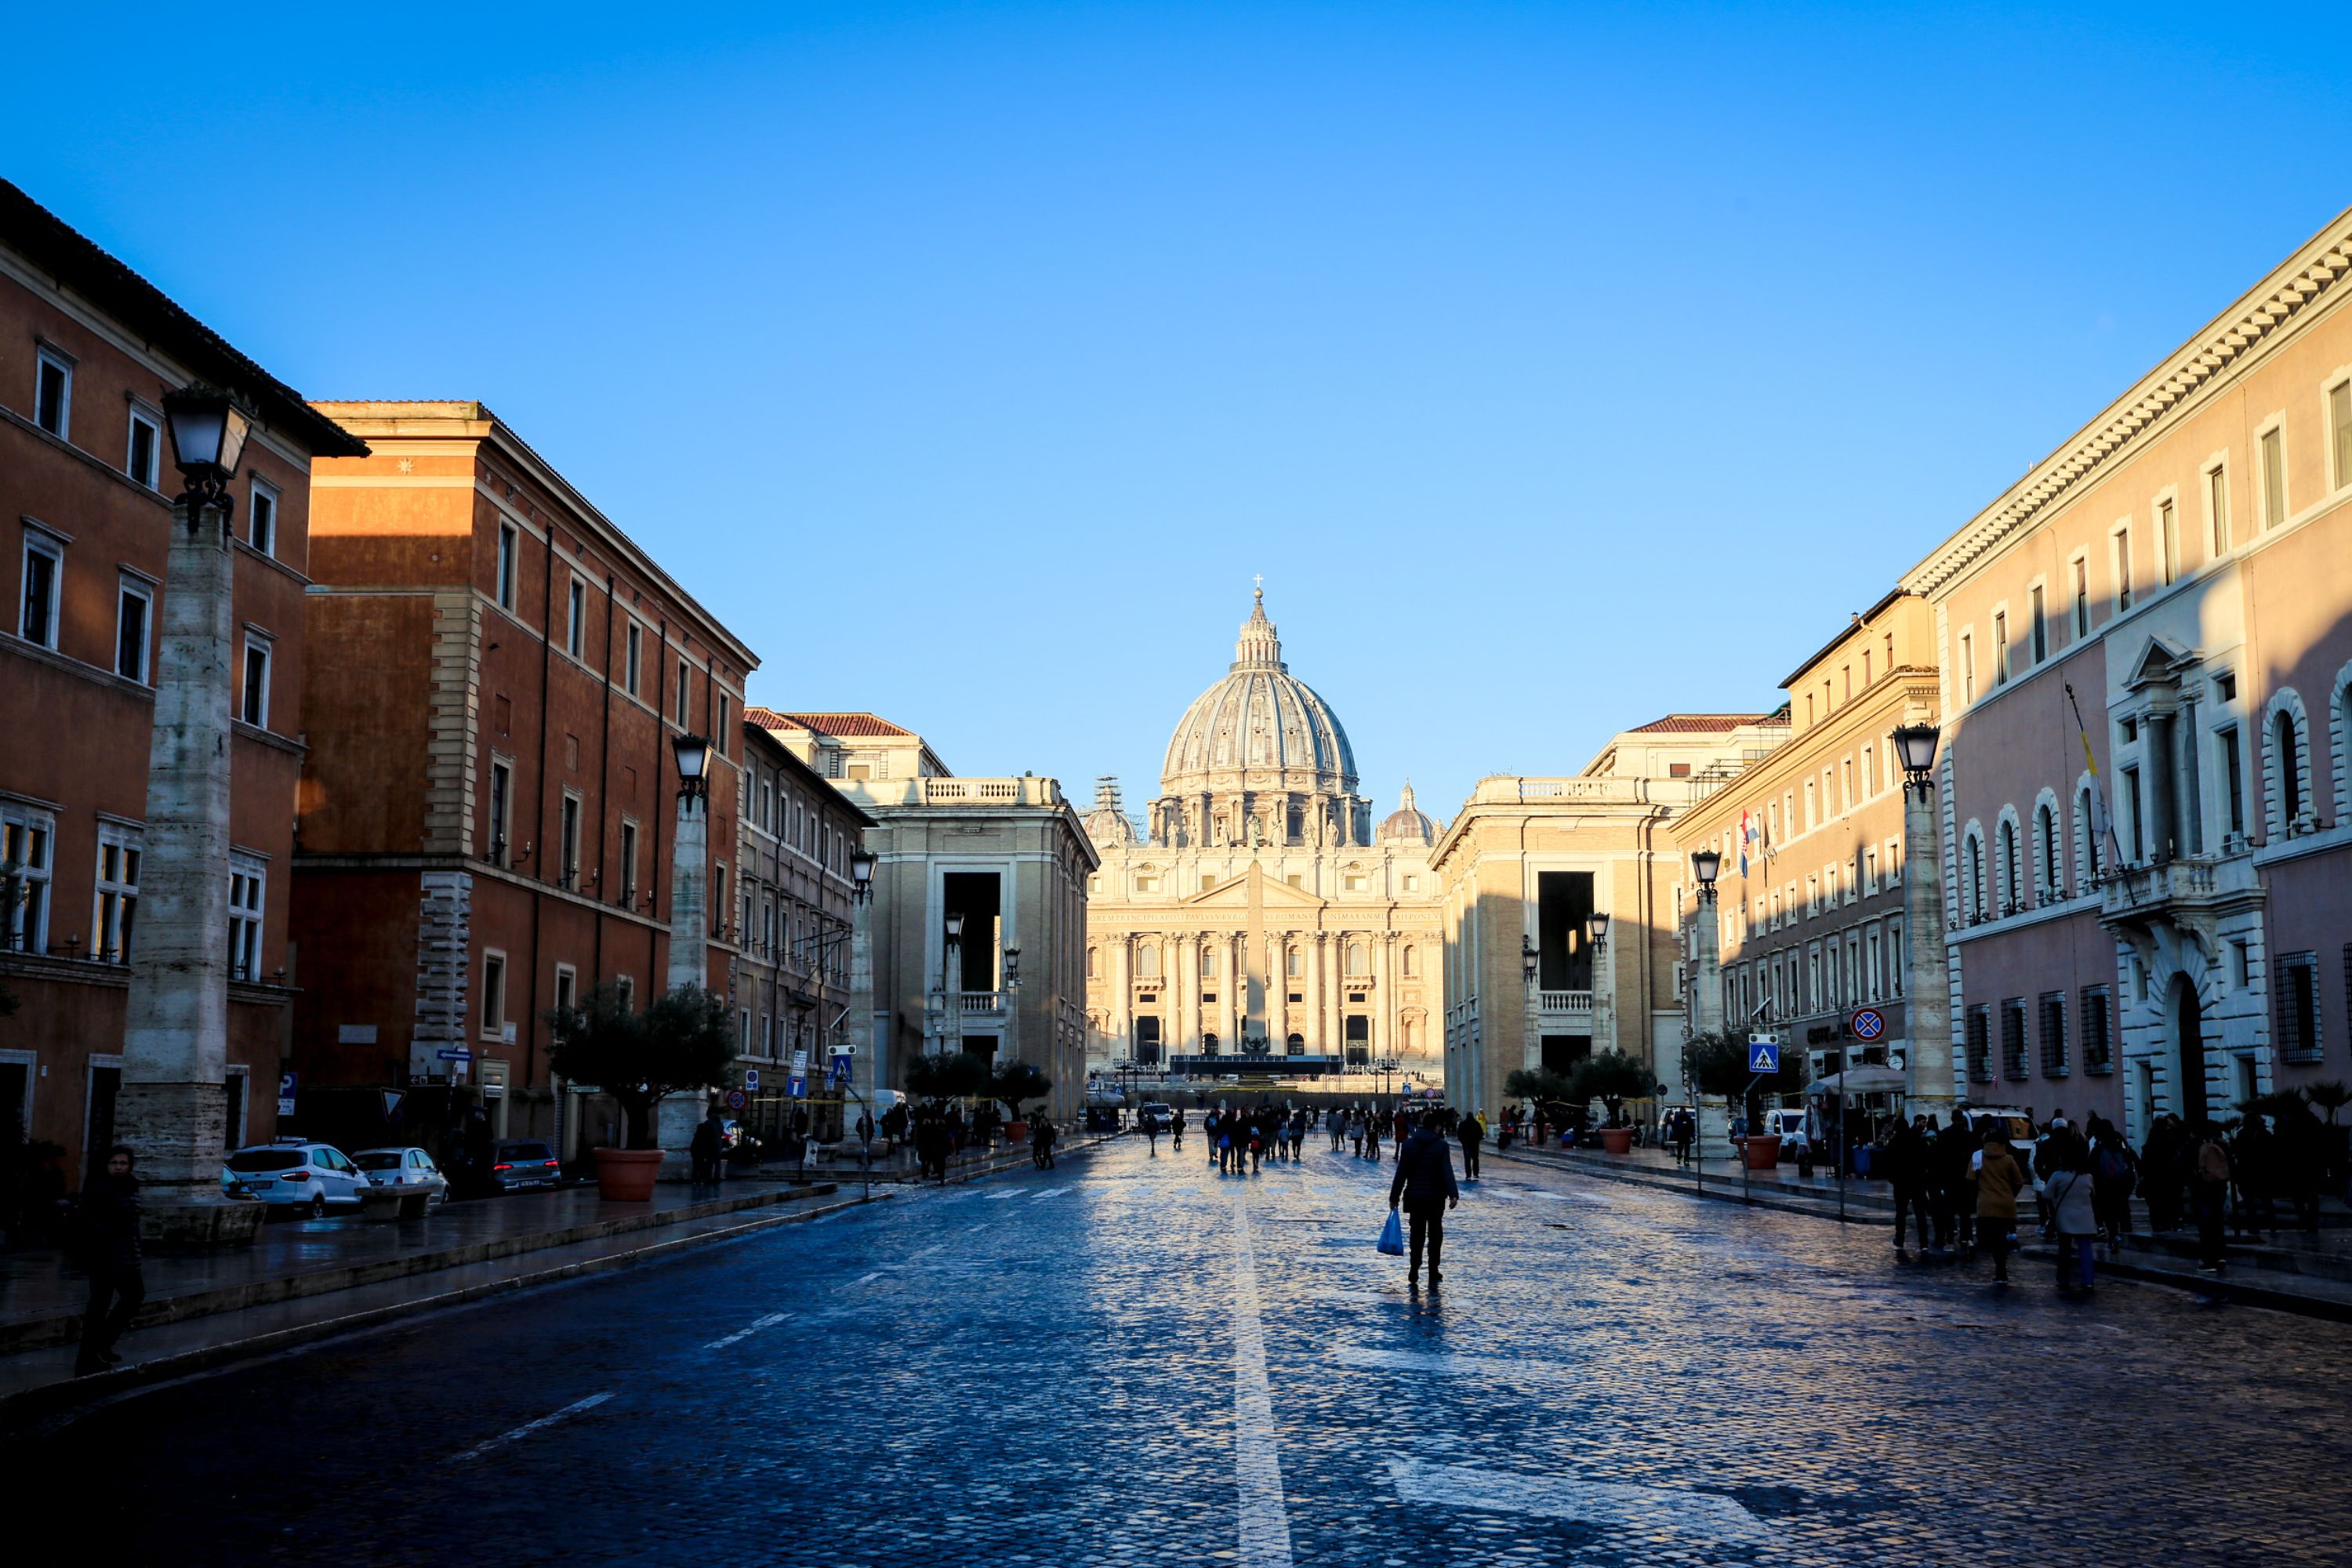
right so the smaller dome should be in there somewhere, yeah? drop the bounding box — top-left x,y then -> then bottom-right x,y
1377,782 -> 1436,846
1082,807 -> 1136,848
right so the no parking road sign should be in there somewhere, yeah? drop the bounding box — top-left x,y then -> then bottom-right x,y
1747,1036 -> 1781,1074
1850,1007 -> 1886,1042
724,1089 -> 748,1111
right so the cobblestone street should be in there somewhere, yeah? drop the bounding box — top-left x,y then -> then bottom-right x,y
16,1137 -> 2352,1566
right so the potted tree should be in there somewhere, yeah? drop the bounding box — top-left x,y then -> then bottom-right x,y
1572,1051 -> 1652,1154
993,1061 -> 1054,1142
545,982 -> 733,1200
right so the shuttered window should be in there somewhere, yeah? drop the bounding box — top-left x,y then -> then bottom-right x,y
1965,1004 -> 1992,1083
2081,985 -> 2114,1074
2039,992 -> 2068,1077
2277,951 -> 2321,1063
2001,998 -> 2028,1081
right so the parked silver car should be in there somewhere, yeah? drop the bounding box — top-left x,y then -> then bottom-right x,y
221,1142 -> 367,1218
353,1146 -> 451,1206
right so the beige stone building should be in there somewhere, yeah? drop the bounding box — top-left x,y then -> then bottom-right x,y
1433,715 -> 1782,1116
1669,593 -> 1948,1102
1081,593 -> 1445,1084
759,712 -> 1097,1120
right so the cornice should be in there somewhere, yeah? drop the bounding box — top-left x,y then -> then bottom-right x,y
1902,208 -> 2352,598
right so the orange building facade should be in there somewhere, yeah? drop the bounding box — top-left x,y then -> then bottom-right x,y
0,179 -> 368,1185
290,402 -> 757,1151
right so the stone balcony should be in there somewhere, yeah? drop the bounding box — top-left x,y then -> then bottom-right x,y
2096,851 -> 2263,942
1537,989 -> 1595,1023
840,776 -> 1067,808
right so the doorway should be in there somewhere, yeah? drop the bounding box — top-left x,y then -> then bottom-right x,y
2168,974 -> 2207,1127
1134,1017 -> 1162,1065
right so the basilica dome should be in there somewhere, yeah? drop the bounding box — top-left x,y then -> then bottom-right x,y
1160,591 -> 1358,800
1377,783 -> 1437,845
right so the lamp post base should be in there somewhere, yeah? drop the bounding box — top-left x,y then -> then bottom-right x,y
138,1192 -> 266,1249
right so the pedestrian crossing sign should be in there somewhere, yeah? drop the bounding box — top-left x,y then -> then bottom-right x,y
1748,1038 -> 1780,1073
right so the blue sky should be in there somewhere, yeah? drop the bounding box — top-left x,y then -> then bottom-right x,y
16,3 -> 2349,825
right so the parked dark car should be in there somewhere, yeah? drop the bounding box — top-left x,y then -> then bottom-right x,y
488,1139 -> 563,1192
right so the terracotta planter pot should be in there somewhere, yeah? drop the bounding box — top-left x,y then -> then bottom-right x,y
1598,1126 -> 1634,1155
593,1147 -> 663,1201
1005,1120 -> 1029,1142
1741,1133 -> 1783,1171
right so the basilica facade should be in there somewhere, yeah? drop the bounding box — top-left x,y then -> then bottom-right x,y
1080,593 -> 1446,1083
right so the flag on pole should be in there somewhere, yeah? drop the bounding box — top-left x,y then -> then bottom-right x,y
1739,809 -> 1757,877
2063,681 -> 2121,873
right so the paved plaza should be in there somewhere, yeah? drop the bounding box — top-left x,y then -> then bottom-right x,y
14,1136 -> 2352,1566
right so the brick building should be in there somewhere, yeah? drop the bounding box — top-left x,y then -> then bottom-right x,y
289,401 -> 757,1150
0,178 -> 368,1183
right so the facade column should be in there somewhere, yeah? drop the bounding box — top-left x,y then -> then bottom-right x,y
1903,772 -> 1955,1116
1311,931 -> 1330,1059
1230,930 -> 1247,1050
1377,931 -> 1397,1067
114,493 -> 260,1243
1114,936 -> 1132,1062
1330,931 -> 1348,1065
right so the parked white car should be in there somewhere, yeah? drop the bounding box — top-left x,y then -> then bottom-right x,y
352,1146 -> 451,1206
221,1141 -> 368,1218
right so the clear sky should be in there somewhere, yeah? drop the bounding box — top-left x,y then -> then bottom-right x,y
16,3 -> 2349,826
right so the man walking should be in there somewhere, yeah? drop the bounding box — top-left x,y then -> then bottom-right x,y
2192,1122 -> 2232,1272
1457,1109 -> 1484,1181
1389,1111 -> 1461,1287
1670,1107 -> 1695,1168
1883,1115 -> 1932,1261
74,1146 -> 144,1376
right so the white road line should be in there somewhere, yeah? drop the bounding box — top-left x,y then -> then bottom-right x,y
449,1392 -> 612,1462
1386,1457 -> 1766,1545
986,1190 -> 1022,1200
1334,1345 -> 1576,1379
703,1311 -> 791,1350
855,1272 -> 882,1285
1031,1187 -> 1072,1200
1231,1204 -> 1294,1568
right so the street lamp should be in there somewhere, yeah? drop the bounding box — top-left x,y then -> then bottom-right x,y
1890,722 -> 1941,792
1587,911 -> 1610,952
849,847 -> 877,905
671,732 -> 711,804
1003,944 -> 1022,993
1522,936 -> 1539,985
1690,847 -> 1722,899
161,385 -> 252,515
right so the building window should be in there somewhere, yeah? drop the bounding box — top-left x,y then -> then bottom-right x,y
2075,786 -> 2103,882
554,964 -> 577,1018
2157,496 -> 2178,586
488,759 -> 512,865
2000,997 -> 2027,1081
1958,633 -> 1975,705
227,854 -> 264,982
1134,875 -> 1158,894
2216,727 -> 2245,840
93,826 -> 141,963
1345,942 -> 1367,976
625,622 -> 642,696
559,793 -> 582,889
1963,832 -> 1984,922
2260,424 -> 2286,529
2332,381 -> 2352,491
2027,585 -> 2045,665
2,805 -> 54,953
2121,767 -> 2143,862
250,478 -> 279,557
19,532 -> 62,649
2070,555 -> 2089,639
1998,817 -> 2020,914
2035,802 -> 2060,898
2275,952 -> 2321,1062
717,694 -> 731,753
126,405 -> 161,489
566,578 -> 586,659
115,577 -> 151,683
33,347 -> 71,438
1994,611 -> 2009,684
2270,704 -> 2307,829
619,819 -> 638,906
2081,985 -> 2113,1073
1962,1004 -> 1991,1082
2111,525 -> 2132,612
2207,464 -> 2230,556
675,659 -> 691,726
481,951 -> 507,1035
495,522 -> 518,610
2039,992 -> 2068,1077
240,637 -> 272,727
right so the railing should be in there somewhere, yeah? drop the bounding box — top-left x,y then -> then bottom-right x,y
959,990 -> 1004,1011
844,775 -> 1069,808
1537,989 -> 1594,1014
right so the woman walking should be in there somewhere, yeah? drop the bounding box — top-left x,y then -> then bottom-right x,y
1974,1127 -> 2030,1285
2045,1140 -> 2099,1293
74,1145 -> 145,1376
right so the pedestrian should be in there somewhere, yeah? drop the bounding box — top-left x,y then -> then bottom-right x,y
1330,1108 -> 1346,1152
1882,1114 -> 1931,1261
2192,1122 -> 2232,1272
1288,1109 -> 1306,1161
2045,1138 -> 2099,1294
1945,1109 -> 1980,1255
73,1145 -> 144,1376
690,1105 -> 725,1185
2230,1112 -> 2278,1239
1363,1114 -> 1382,1163
1389,1111 -> 1461,1287
1171,1107 -> 1185,1152
1973,1125 -> 2029,1285
1458,1109 -> 1484,1181
1671,1107 -> 1695,1168
2089,1115 -> 2137,1250
1350,1112 -> 1365,1160
1033,1117 -> 1058,1170
2278,1097 -> 2325,1233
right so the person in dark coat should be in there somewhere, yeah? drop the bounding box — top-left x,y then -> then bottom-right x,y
1457,1110 -> 1484,1181
1032,1116 -> 1058,1170
1388,1112 -> 1461,1287
690,1107 -> 725,1184
1882,1116 -> 1932,1260
75,1145 -> 144,1376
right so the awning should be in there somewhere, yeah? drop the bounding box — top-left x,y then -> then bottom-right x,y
1810,1065 -> 1908,1095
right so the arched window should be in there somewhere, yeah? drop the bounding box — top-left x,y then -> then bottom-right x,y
1286,946 -> 1301,977
1085,947 -> 1098,979
1136,944 -> 1160,979
1199,944 -> 1215,977
1202,1032 -> 1220,1054
1998,817 -> 2020,914
1284,1033 -> 1305,1054
1962,829 -> 1986,923
1402,945 -> 1417,977
2276,709 -> 2303,821
1346,942 -> 1367,975
2035,802 -> 2060,900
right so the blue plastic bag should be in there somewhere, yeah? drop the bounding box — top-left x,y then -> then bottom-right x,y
1377,1209 -> 1405,1256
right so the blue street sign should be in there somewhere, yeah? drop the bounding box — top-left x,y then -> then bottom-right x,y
1850,1007 -> 1886,1042
786,1075 -> 807,1098
829,1053 -> 852,1083
743,1069 -> 760,1092
278,1071 -> 299,1116
1748,1038 -> 1780,1073
435,1049 -> 474,1062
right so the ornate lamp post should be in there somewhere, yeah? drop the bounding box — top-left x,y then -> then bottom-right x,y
1521,933 -> 1541,1083
655,731 -> 715,1176
1889,721 -> 1953,1114
1587,910 -> 1613,1053
1689,848 -> 1723,1037
113,388 -> 262,1245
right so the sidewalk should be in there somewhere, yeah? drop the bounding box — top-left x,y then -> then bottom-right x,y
0,1128 -> 1124,1425
1494,1139 -> 2352,1320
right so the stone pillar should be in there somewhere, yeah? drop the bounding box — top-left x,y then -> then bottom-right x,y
1693,887 -> 1724,1038
1230,930 -> 1247,1049
114,495 -> 261,1244
1903,776 -> 1955,1115
659,786 -> 713,1176
1311,932 -> 1329,1059
1175,934 -> 1195,1057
